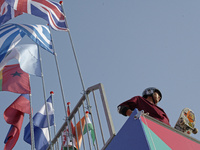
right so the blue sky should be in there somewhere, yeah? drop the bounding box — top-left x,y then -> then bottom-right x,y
1,0 -> 200,149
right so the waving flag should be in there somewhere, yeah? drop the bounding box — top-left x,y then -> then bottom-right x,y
62,116 -> 86,150
0,64 -> 31,94
0,1 -> 22,25
0,44 -> 42,76
33,95 -> 54,128
62,112 -> 95,150
14,24 -> 53,53
4,94 -> 30,150
0,24 -> 26,62
5,0 -> 67,31
24,95 -> 54,150
0,23 -> 53,63
83,114 -> 96,145
62,103 -> 76,150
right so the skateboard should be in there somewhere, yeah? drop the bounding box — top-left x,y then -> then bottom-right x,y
174,108 -> 198,135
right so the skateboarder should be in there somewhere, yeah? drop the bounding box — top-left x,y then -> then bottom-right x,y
117,87 -> 170,126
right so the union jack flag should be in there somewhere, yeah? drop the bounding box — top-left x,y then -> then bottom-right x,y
5,0 -> 68,31
0,0 -> 22,25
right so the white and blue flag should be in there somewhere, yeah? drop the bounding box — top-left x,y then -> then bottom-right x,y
24,95 -> 54,150
0,23 -> 53,63
14,24 -> 53,54
0,24 -> 26,62
0,44 -> 42,77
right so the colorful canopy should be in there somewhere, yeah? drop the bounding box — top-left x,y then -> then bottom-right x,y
106,109 -> 200,150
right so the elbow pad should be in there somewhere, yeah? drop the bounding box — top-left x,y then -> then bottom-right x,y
117,106 -> 129,116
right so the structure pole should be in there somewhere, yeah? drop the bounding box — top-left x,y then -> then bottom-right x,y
60,1 -> 92,112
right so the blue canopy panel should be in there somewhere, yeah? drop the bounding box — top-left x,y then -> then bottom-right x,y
105,109 -> 150,150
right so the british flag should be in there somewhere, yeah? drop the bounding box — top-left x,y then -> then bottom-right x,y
0,0 -> 22,26
5,0 -> 68,31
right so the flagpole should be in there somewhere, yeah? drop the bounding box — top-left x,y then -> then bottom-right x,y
67,102 -> 75,150
37,45 -> 53,150
47,25 -> 77,150
29,93 -> 35,150
60,1 -> 92,112
47,25 -> 67,116
50,91 -> 59,150
47,24 -> 74,149
46,26 -> 75,149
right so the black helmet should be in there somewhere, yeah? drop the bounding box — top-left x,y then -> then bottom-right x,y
142,87 -> 162,101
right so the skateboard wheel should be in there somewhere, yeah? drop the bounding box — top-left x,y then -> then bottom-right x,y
187,131 -> 191,135
193,128 -> 198,134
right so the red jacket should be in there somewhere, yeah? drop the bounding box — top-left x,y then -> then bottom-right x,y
118,96 -> 170,126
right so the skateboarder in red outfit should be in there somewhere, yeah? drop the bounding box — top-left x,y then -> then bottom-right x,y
118,87 -> 170,126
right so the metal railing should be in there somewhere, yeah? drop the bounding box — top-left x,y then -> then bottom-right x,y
48,83 -> 116,150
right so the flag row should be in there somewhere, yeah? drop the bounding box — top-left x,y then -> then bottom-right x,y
0,0 -> 89,150
3,92 -> 95,150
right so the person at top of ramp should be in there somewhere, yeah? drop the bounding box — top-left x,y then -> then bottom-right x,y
117,87 -> 170,126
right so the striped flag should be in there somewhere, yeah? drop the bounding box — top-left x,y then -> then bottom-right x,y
5,0 -> 67,31
83,114 -> 96,145
0,0 -> 22,25
0,24 -> 26,62
14,24 -> 53,54
0,23 -> 53,63
62,112 -> 96,150
24,95 -> 54,150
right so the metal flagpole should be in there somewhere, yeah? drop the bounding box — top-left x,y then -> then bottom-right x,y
47,25 -> 67,116
59,1 -> 92,112
37,45 -> 53,150
67,102 -> 75,150
47,24 -> 75,149
50,91 -> 59,150
47,25 -> 74,150
29,92 -> 35,150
